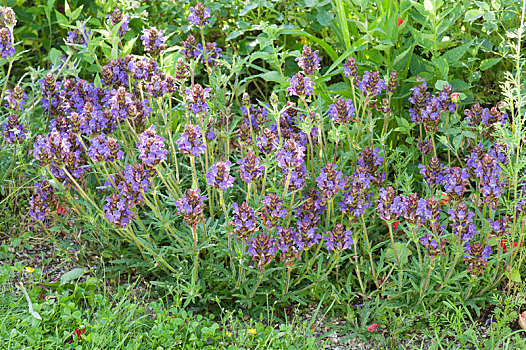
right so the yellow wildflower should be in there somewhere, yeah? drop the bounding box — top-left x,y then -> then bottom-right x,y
247,328 -> 257,335
226,331 -> 232,337
25,267 -> 35,273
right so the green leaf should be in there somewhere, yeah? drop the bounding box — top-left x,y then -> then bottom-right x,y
511,268 -> 521,283
259,71 -> 283,83
435,80 -> 449,91
316,10 -> 334,27
479,57 -> 502,71
279,29 -> 338,61
240,3 -> 258,16
464,9 -> 483,22
385,242 -> 412,266
226,30 -> 243,41
442,42 -> 471,65
60,268 -> 85,285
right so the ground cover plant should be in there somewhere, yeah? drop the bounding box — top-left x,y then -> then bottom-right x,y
2,0 -> 526,348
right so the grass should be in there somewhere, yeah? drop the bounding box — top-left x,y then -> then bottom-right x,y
0,262 -> 320,349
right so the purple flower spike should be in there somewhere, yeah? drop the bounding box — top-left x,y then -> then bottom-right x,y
287,72 -> 314,97
247,233 -> 277,272
276,226 -> 301,267
0,7 -> 17,28
329,97 -> 355,125
103,193 -> 134,228
4,85 -> 27,112
463,242 -> 492,275
316,163 -> 345,202
448,202 -> 477,243
324,224 -> 353,251
186,84 -> 211,115
206,160 -> 235,191
107,9 -> 130,37
137,125 -> 169,168
188,2 -> 211,26
0,28 -> 15,59
296,45 -> 321,75
88,134 -> 124,162
177,124 -> 207,157
259,194 -> 287,229
343,57 -> 357,78
29,180 -> 57,222
2,114 -> 26,144
237,151 -> 264,183
356,71 -> 385,97
175,188 -> 207,229
231,201 -> 258,241
141,27 -> 166,57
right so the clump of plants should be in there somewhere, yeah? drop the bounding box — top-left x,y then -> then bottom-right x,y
2,2 -> 526,333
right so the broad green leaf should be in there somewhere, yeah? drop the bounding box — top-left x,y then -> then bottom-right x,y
511,268 -> 521,283
479,57 -> 502,71
442,42 -> 471,65
60,268 -> 85,285
464,9 -> 483,22
259,71 -> 282,83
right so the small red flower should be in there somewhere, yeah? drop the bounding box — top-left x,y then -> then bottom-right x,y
451,93 -> 461,103
397,18 -> 404,26
367,323 -> 379,332
392,221 -> 399,232
500,240 -> 518,253
57,202 -> 66,215
439,192 -> 449,206
67,328 -> 86,343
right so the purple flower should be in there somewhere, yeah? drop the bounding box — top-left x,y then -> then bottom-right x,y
29,180 -> 57,222
287,72 -> 314,97
467,147 -> 505,209
356,71 -> 385,97
188,2 -> 211,26
103,193 -> 134,228
0,27 -> 15,59
206,161 -> 235,191
296,217 -> 322,251
329,97 -> 355,125
488,217 -> 510,238
87,134 -> 124,162
106,164 -> 151,206
441,166 -> 469,200
418,157 -> 444,187
2,114 -> 26,144
338,169 -> 374,220
194,42 -> 222,66
259,194 -> 287,229
0,7 -> 17,28
343,57 -> 357,78
109,86 -> 134,121
420,234 -> 447,260
296,45 -> 321,75
316,163 -> 345,202
137,125 -> 169,168
297,188 -> 325,229
186,84 -> 211,115
237,151 -> 264,183
377,186 -> 403,222
65,23 -> 90,48
176,188 -> 207,229
276,227 -> 301,267
358,147 -> 385,185
4,85 -> 27,112
448,202 -> 477,242
177,124 -> 207,157
247,233 -> 277,272
387,71 -> 398,95
256,128 -> 278,154
324,224 -> 353,251
463,242 -> 492,275
107,9 -> 130,37
277,139 -> 305,170
231,201 -> 258,241
141,27 -> 166,57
